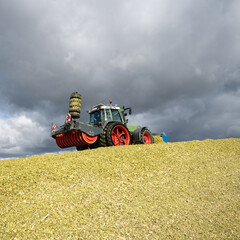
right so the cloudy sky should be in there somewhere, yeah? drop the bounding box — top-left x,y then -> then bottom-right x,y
0,0 -> 240,159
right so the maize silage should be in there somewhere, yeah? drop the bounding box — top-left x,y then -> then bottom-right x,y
1,137 -> 239,239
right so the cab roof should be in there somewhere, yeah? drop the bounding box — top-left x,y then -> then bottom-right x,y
88,104 -> 120,114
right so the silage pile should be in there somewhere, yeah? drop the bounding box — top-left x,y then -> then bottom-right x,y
1,137 -> 239,239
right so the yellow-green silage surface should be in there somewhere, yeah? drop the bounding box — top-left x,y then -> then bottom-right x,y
0,137 -> 239,239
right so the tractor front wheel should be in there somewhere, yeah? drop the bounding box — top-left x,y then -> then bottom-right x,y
141,128 -> 154,144
107,122 -> 131,146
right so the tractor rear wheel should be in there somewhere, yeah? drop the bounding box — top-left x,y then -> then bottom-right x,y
76,145 -> 89,151
141,128 -> 154,144
106,122 -> 130,146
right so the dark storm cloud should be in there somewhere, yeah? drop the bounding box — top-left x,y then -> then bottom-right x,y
0,0 -> 240,158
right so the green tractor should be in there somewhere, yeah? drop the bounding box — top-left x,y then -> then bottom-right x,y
51,92 -> 168,150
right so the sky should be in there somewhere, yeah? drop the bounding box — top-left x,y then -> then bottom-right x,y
0,0 -> 240,159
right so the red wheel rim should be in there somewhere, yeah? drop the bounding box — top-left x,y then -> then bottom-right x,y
112,125 -> 130,146
143,132 -> 152,144
82,132 -> 98,144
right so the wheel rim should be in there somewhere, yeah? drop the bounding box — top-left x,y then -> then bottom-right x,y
112,125 -> 130,146
82,132 -> 98,144
143,132 -> 152,144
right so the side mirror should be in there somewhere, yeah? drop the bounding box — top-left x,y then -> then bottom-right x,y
122,106 -> 132,115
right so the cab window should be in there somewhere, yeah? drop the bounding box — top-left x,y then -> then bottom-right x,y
90,110 -> 102,125
105,109 -> 111,121
112,109 -> 122,122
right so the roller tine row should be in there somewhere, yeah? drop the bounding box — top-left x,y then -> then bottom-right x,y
56,131 -> 90,148
63,134 -> 68,148
56,134 -> 63,148
68,131 -> 75,147
75,131 -> 85,146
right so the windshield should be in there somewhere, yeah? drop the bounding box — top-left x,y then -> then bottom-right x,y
89,108 -> 122,125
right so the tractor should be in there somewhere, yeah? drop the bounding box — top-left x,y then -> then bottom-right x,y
51,92 -> 168,150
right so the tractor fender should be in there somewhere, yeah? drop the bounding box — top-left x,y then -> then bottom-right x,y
132,127 -> 148,143
102,120 -> 122,129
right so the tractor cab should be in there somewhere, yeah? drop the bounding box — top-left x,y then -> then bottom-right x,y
88,103 -> 131,126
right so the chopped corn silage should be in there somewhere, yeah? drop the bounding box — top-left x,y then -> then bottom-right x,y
1,138 -> 240,239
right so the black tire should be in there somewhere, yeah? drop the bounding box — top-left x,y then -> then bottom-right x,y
69,99 -> 81,108
70,111 -> 80,118
69,102 -> 81,108
69,106 -> 81,112
140,128 -> 154,144
106,122 -> 131,146
92,126 -> 108,148
92,122 -> 131,148
76,145 -> 89,151
70,92 -> 81,99
69,93 -> 82,118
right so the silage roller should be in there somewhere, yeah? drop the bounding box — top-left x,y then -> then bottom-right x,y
56,130 -> 98,148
